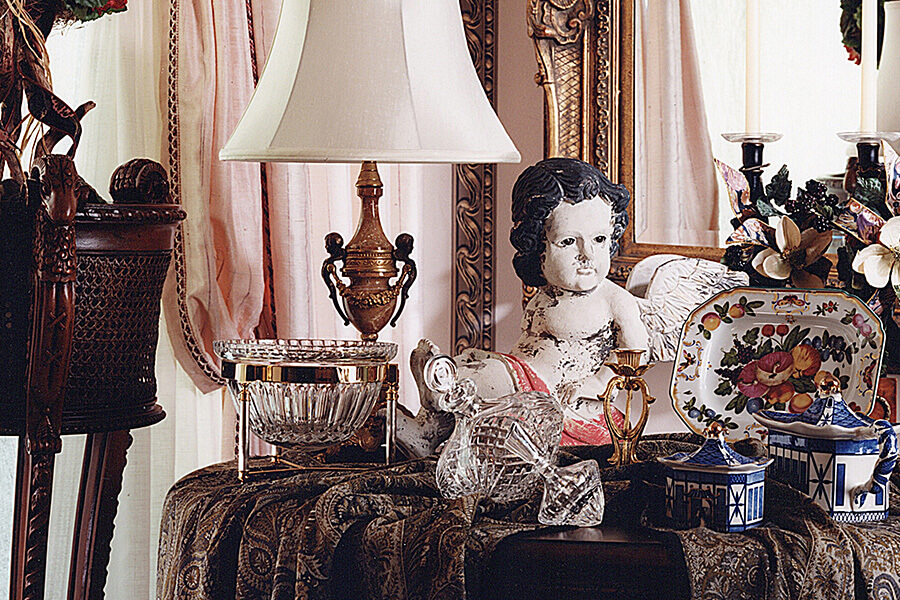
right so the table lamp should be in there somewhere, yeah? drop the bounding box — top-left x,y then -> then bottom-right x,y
220,0 -> 521,340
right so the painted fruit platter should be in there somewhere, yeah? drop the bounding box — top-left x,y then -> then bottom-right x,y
671,288 -> 884,442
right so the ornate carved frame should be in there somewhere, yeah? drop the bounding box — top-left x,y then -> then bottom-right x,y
528,0 -> 721,285
453,0 -> 498,353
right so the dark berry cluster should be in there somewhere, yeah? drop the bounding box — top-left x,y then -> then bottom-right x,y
803,179 -> 827,200
714,366 -> 741,384
785,193 -> 811,214
805,333 -> 848,362
787,179 -> 841,232
812,214 -> 832,233
735,342 -> 756,364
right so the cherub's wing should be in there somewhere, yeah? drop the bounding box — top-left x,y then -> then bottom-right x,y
631,257 -> 748,362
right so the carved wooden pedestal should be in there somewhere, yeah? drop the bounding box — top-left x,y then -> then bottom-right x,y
1,156 -> 183,600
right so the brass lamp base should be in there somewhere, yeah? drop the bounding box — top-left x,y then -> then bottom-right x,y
322,161 -> 417,340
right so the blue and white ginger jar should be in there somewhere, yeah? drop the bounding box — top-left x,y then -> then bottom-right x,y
658,424 -> 772,532
753,375 -> 898,523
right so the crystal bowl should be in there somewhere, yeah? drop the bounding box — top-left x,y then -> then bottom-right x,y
213,339 -> 397,449
214,338 -> 398,364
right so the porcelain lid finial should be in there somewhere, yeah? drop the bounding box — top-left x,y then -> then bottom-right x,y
816,372 -> 841,397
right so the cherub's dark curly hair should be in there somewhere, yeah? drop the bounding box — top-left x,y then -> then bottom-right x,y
510,157 -> 629,288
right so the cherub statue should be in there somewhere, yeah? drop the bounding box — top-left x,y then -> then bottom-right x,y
509,158 -> 647,401
396,158 -> 747,455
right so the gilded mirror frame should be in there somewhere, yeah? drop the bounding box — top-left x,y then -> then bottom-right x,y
528,0 -> 722,285
453,0 -> 497,353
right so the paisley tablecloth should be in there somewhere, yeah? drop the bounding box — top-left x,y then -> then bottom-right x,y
156,434 -> 900,600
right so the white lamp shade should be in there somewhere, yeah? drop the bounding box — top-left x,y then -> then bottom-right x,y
220,0 -> 521,164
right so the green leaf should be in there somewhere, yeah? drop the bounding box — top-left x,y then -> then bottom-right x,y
726,421 -> 739,430
756,197 -> 778,217
748,301 -> 765,309
728,393 -> 749,415
715,380 -> 733,396
855,177 -> 887,215
788,377 -> 817,394
703,329 -> 711,340
755,338 -> 774,359
721,349 -> 739,367
742,328 -> 760,346
781,326 -> 810,351
765,165 -> 792,205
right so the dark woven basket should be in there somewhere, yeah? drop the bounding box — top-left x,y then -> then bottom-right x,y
0,157 -> 185,436
62,203 -> 185,433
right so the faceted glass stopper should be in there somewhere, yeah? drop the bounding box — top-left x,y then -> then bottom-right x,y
424,354 -> 457,393
506,422 -> 605,526
425,354 -> 478,415
538,460 -> 605,527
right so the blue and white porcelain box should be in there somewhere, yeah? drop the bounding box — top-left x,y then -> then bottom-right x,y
658,425 -> 772,532
753,377 -> 898,523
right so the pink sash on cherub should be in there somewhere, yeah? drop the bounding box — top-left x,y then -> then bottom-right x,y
498,353 -> 625,447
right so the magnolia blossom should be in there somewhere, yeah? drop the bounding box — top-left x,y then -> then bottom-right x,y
751,216 -> 831,287
852,217 -> 900,289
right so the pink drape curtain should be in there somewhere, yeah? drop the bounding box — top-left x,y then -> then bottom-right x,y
634,0 -> 718,246
163,0 -> 269,392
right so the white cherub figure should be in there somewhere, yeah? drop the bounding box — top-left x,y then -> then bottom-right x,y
510,158 -> 647,398
397,158 -> 747,455
504,158 -> 647,443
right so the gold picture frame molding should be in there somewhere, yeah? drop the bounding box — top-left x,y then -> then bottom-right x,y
453,0 -> 498,353
529,0 -> 721,285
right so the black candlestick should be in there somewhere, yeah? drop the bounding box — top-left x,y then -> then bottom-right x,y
740,142 -> 766,204
722,133 -> 783,207
836,132 -> 896,198
856,141 -> 883,180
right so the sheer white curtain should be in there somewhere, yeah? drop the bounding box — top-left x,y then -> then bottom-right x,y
25,2 -> 451,599
634,0 -> 718,246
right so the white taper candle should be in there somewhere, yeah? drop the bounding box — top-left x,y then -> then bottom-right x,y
861,0 -> 878,131
745,0 -> 760,133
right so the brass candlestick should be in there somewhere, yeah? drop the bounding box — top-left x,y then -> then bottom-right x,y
600,349 -> 655,466
322,161 -> 417,340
